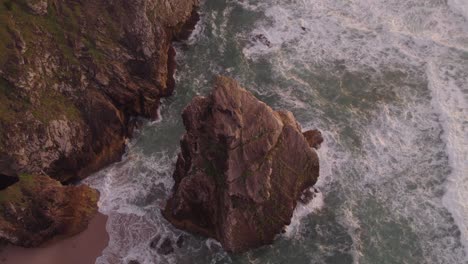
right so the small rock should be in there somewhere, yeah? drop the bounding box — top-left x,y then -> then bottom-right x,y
252,34 -> 271,47
299,188 -> 314,204
303,129 -> 324,149
176,235 -> 185,248
0,175 -> 99,247
95,72 -> 110,86
157,237 -> 174,255
149,235 -> 161,249
26,0 -> 48,16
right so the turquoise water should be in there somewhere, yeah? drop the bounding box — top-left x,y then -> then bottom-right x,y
85,0 -> 468,263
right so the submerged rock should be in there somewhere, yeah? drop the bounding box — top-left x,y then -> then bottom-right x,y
163,76 -> 322,253
0,174 -> 98,247
149,235 -> 175,255
176,234 -> 186,248
149,235 -> 161,249
157,237 -> 175,255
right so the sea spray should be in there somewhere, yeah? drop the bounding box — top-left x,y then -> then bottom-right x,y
427,60 -> 468,261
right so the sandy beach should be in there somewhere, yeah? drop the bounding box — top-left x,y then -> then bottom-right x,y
0,212 -> 109,264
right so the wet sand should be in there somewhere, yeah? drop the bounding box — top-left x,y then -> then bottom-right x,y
0,212 -> 109,264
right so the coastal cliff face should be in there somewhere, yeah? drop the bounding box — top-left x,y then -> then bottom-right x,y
0,0 -> 199,183
0,0 -> 198,246
163,76 -> 321,253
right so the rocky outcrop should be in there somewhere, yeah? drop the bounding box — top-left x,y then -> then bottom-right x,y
163,76 -> 321,253
0,0 -> 199,247
26,0 -> 48,15
0,0 -> 199,183
303,129 -> 324,149
0,174 -> 99,247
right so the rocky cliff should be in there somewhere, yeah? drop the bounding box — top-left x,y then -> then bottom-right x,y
0,0 -> 198,246
0,0 -> 198,182
163,76 -> 322,253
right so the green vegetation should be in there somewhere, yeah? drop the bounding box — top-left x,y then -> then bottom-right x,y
0,1 -> 106,125
0,77 -> 80,125
0,2 -> 15,67
0,173 -> 40,204
0,78 -> 30,123
32,90 -> 81,123
0,1 -> 83,64
0,0 -> 126,69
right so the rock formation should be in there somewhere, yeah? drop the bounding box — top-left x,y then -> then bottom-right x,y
163,76 -> 322,253
0,174 -> 98,247
0,0 -> 199,182
303,129 -> 324,149
0,0 -> 198,246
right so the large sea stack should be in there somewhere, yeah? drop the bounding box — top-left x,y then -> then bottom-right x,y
163,76 -> 322,253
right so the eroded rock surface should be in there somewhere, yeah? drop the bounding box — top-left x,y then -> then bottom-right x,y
0,174 -> 99,247
303,129 -> 324,149
163,76 -> 321,253
0,0 -> 198,247
0,0 -> 199,183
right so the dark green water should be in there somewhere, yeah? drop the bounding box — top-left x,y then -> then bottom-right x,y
86,0 -> 468,263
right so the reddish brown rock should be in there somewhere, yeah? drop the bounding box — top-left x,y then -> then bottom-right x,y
0,0 -> 199,183
303,129 -> 324,149
0,174 -> 99,247
0,0 -> 199,247
163,76 -> 322,253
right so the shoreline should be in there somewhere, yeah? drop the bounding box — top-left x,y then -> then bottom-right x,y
0,212 -> 109,264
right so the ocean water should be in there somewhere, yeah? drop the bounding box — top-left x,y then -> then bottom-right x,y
84,0 -> 468,263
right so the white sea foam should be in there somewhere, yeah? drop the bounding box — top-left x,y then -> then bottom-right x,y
240,0 -> 468,261
284,189 -> 324,238
283,127 -> 350,239
84,0 -> 468,262
427,59 -> 468,260
360,102 -> 467,263
85,151 -> 179,264
297,98 -> 467,263
449,0 -> 468,21
186,11 -> 206,46
148,107 -> 163,126
242,0 -> 468,70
